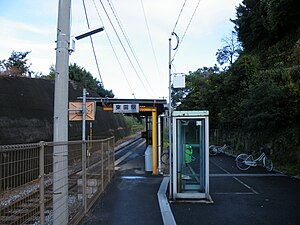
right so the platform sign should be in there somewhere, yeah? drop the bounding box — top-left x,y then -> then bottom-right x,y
69,101 -> 96,121
113,104 -> 139,113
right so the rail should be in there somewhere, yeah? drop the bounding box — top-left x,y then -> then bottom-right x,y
0,137 -> 115,225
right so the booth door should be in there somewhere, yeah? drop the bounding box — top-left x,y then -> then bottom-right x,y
176,119 -> 206,194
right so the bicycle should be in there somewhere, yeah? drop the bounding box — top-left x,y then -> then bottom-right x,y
235,151 -> 273,171
209,144 -> 232,156
161,151 -> 169,165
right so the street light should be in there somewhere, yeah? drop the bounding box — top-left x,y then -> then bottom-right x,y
75,27 -> 104,40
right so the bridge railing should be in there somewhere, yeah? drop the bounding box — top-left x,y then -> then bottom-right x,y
0,137 -> 115,225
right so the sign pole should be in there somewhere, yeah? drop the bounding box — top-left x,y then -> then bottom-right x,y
82,88 -> 87,213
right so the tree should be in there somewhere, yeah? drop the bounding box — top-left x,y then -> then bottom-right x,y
175,66 -> 223,129
69,63 -> 114,97
216,31 -> 242,67
231,0 -> 270,51
0,51 -> 32,77
231,0 -> 300,52
44,63 -> 114,97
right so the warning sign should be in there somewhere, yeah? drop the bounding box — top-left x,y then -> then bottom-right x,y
69,101 -> 96,121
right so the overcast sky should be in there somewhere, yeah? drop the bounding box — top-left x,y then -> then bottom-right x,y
0,0 -> 242,99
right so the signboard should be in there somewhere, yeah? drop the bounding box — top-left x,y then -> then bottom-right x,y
69,101 -> 96,121
113,104 -> 139,113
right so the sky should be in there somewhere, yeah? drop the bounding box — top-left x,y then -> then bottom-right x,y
0,0 -> 243,99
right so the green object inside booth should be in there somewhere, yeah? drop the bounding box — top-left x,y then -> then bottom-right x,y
185,144 -> 193,164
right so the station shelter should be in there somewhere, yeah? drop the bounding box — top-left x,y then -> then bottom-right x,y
88,97 -> 167,175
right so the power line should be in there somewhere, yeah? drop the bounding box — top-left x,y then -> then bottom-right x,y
106,0 -> 155,95
91,0 -> 135,96
98,0 -> 153,96
172,0 -> 188,33
140,0 -> 161,81
82,0 -> 104,87
172,0 -> 202,61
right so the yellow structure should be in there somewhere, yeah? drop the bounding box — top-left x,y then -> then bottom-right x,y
140,106 -> 157,174
104,105 -> 159,175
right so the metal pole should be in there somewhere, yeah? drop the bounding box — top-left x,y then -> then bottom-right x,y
53,0 -> 71,224
39,141 -> 45,225
158,115 -> 162,174
101,141 -> 104,191
152,108 -> 158,174
82,88 -> 87,213
88,122 -> 92,170
168,37 -> 172,198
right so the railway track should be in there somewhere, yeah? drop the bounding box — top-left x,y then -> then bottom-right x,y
0,181 -> 53,225
0,136 -> 143,225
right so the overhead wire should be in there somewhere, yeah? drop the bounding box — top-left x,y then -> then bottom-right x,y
106,0 -> 155,96
82,0 -> 104,87
91,0 -> 135,96
172,0 -> 188,33
140,0 -> 161,81
98,0 -> 153,96
172,0 -> 202,62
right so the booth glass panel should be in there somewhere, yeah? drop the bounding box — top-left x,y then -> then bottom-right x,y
176,119 -> 206,193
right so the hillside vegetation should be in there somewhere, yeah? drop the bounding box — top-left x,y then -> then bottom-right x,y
175,0 -> 300,175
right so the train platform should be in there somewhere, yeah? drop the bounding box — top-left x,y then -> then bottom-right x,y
80,142 -> 300,225
80,139 -> 164,225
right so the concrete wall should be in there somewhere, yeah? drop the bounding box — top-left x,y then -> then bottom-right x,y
0,77 -> 129,145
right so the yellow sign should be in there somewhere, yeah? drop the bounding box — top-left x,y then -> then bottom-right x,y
69,101 -> 95,121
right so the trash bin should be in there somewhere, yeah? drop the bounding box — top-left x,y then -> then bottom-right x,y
145,145 -> 152,172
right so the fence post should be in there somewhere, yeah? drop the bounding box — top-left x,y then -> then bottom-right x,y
39,141 -> 45,225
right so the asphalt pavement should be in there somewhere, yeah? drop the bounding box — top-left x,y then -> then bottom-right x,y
81,140 -> 164,225
172,155 -> 300,225
80,143 -> 300,225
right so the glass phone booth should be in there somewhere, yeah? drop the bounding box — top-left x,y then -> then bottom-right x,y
172,111 -> 210,200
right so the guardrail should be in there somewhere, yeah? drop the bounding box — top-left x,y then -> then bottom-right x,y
0,137 -> 115,225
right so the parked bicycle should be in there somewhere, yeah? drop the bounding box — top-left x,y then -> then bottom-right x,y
161,151 -> 169,165
209,144 -> 232,156
235,149 -> 273,171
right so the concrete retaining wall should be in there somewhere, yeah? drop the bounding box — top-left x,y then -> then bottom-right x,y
0,77 -> 129,144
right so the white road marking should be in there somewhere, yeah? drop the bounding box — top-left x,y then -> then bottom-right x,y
210,173 -> 286,177
211,161 -> 259,194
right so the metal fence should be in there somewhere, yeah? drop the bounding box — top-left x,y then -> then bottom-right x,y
0,137 -> 115,225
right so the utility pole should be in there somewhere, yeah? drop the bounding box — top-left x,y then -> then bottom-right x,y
168,37 -> 172,198
168,32 -> 179,198
53,0 -> 71,224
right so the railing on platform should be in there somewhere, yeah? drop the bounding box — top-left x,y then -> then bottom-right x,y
0,137 -> 115,225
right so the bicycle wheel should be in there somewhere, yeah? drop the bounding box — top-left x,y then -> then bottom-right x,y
161,152 -> 169,165
209,145 -> 218,156
264,157 -> 273,171
235,154 -> 251,170
223,146 -> 233,155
